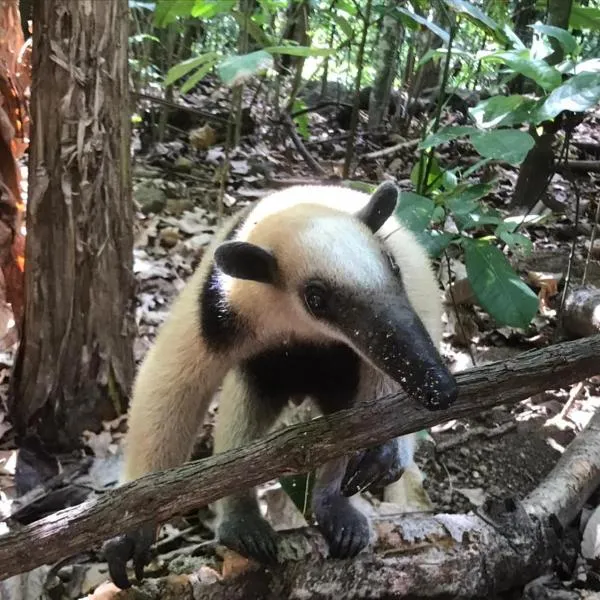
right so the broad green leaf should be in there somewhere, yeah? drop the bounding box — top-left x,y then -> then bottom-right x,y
417,231 -> 456,258
444,0 -> 503,38
503,23 -> 525,49
280,473 -> 313,517
331,14 -> 354,40
495,224 -> 533,256
395,192 -> 435,233
165,52 -> 219,87
464,240 -> 538,328
410,155 -> 442,192
470,130 -> 535,165
574,58 -> 600,75
153,0 -> 195,26
462,157 -> 493,178
470,95 -> 539,128
444,182 -> 493,211
537,72 -> 600,121
491,50 -> 562,91
192,0 -> 235,18
218,50 -> 273,86
570,4 -> 600,31
531,23 -> 577,55
395,8 -> 450,43
420,125 -> 480,149
264,45 -> 335,58
179,60 -> 216,93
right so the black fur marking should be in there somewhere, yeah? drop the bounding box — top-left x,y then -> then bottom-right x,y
200,220 -> 249,352
243,342 -> 360,413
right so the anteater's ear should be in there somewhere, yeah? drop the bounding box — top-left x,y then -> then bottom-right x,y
356,181 -> 399,233
214,241 -> 279,284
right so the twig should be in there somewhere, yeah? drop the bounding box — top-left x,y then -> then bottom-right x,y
435,421 -> 517,453
283,115 -> 326,176
360,138 -> 418,160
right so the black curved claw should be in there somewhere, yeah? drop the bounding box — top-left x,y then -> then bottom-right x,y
103,523 -> 156,589
341,440 -> 405,497
217,512 -> 279,565
314,496 -> 370,559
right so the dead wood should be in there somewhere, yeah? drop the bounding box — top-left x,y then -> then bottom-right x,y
283,114 -> 327,176
560,285 -> 600,338
0,336 -> 598,582
103,512 -> 561,600
361,138 -> 418,160
556,160 -> 600,173
524,398 -> 600,527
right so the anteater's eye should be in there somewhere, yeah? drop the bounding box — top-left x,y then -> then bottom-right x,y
303,281 -> 329,316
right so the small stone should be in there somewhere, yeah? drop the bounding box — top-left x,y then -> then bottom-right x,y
135,182 -> 167,215
159,227 -> 180,248
174,156 -> 193,172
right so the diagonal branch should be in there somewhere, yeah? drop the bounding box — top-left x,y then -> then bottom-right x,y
0,335 -> 599,580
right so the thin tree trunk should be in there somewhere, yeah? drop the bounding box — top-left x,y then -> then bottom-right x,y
9,0 -> 135,450
368,4 -> 402,130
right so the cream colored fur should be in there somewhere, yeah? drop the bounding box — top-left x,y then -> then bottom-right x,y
121,185 -> 443,514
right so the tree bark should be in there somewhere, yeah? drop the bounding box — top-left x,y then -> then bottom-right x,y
9,0 -> 135,450
0,335 -> 598,581
368,4 -> 402,130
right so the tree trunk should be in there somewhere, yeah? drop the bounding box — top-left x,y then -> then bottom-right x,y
368,3 -> 402,130
9,0 -> 135,450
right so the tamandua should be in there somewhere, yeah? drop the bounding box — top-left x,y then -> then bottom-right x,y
104,182 -> 458,588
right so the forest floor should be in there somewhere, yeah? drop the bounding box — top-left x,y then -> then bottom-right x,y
1,80 -> 600,599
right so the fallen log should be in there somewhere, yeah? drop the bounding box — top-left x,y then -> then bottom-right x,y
0,335 -> 599,581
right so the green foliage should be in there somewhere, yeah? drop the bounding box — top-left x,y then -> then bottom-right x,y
537,72 -> 600,121
464,241 -> 539,328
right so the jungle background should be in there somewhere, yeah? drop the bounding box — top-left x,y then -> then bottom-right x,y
0,0 -> 600,598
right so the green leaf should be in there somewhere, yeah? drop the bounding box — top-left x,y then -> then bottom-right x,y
292,99 -> 310,140
531,23 -> 577,55
164,53 -> 219,87
573,58 -> 600,75
192,0 -> 235,18
570,4 -> 600,31
264,45 -> 335,57
179,60 -> 216,93
444,183 -> 493,213
410,155 -> 444,193
495,223 -> 533,256
331,14 -> 354,40
470,95 -> 540,128
217,50 -> 273,86
279,473 -> 313,517
420,125 -> 480,149
444,0 -> 503,39
491,50 -> 562,91
537,72 -> 600,121
395,192 -> 435,233
153,0 -> 200,26
464,240 -> 538,328
395,8 -> 450,43
470,129 -> 535,165
417,231 -> 456,258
